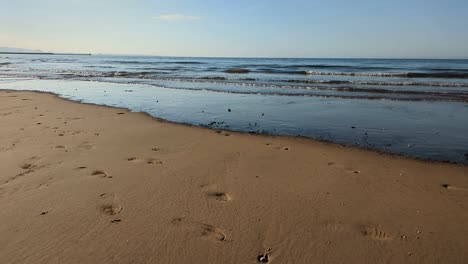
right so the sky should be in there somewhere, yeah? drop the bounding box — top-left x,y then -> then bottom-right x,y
1,0 -> 468,58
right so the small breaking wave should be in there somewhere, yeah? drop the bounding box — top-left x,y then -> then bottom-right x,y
3,68 -> 468,90
114,82 -> 468,102
283,79 -> 468,88
285,65 -> 398,71
2,56 -> 468,103
165,61 -> 206,65
235,64 -> 400,71
2,72 -> 468,102
288,71 -> 468,79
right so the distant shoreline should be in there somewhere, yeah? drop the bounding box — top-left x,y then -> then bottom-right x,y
0,52 -> 91,56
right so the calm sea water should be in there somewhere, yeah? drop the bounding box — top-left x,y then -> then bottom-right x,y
1,54 -> 468,163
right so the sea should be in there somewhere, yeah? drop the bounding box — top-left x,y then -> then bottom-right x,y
1,54 -> 467,163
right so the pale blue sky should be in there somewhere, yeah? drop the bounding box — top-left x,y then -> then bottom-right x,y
1,0 -> 468,58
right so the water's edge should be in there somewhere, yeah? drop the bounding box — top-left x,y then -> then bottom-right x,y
3,87 -> 466,166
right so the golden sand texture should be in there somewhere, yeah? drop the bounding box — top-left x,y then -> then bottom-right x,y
0,91 -> 467,263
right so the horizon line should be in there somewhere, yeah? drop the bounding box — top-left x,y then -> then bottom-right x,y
2,49 -> 467,60
75,53 -> 468,60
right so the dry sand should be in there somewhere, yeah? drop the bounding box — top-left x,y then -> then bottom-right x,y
0,90 -> 467,264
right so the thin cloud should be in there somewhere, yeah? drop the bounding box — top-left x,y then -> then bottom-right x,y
153,14 -> 201,22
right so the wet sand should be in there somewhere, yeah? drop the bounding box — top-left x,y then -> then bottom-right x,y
0,90 -> 467,264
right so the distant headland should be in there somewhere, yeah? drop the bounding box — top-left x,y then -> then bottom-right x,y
0,52 -> 91,56
0,47 -> 91,56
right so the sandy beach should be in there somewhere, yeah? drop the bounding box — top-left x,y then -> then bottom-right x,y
1,90 -> 467,263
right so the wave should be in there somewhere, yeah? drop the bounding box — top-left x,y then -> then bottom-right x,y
133,75 -> 468,88
313,86 -> 468,98
234,64 -> 399,71
301,65 -> 396,71
178,79 -> 468,98
104,60 -> 140,64
166,61 -> 206,65
168,76 -> 468,88
114,82 -> 468,102
52,59 -> 77,63
31,59 -> 48,63
104,60 -> 206,65
247,68 -> 468,78
43,70 -> 162,79
405,72 -> 468,79
201,76 -> 227,80
290,71 -> 468,79
35,76 -> 464,102
2,72 -> 467,102
424,68 -> 468,72
139,77 -> 468,92
283,79 -> 468,88
3,68 -> 468,89
85,65 -> 116,69
225,68 -> 250,74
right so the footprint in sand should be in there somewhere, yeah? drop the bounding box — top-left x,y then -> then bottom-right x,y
19,157 -> 41,171
207,191 -> 231,202
441,184 -> 467,191
92,170 -> 112,179
100,204 -> 122,215
265,143 -> 290,151
98,193 -> 122,216
215,130 -> 231,137
328,163 -> 361,174
257,253 -> 270,263
65,117 -> 84,122
342,167 -> 361,174
199,224 -> 227,242
200,184 -> 231,202
359,226 -> 392,241
21,163 -> 35,170
77,142 -> 95,151
127,157 -> 139,162
171,217 -> 227,242
4,158 -> 45,184
146,159 -> 163,165
127,157 -> 163,165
